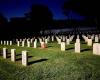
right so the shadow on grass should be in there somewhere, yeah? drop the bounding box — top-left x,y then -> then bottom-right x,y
7,52 -> 11,54
48,46 -> 53,47
16,58 -> 22,61
7,53 -> 11,58
28,59 -> 48,65
0,51 -> 2,56
16,55 -> 33,61
28,56 -> 33,58
82,42 -> 86,44
7,55 -> 11,58
16,54 -> 21,56
81,48 -> 91,52
70,42 -> 74,44
66,47 -> 74,50
7,53 -> 21,58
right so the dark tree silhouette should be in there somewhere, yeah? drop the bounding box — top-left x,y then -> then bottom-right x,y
0,13 -> 8,26
7,4 -> 53,39
25,4 -> 53,35
0,13 -> 8,39
63,0 -> 99,16
9,17 -> 28,39
63,0 -> 100,32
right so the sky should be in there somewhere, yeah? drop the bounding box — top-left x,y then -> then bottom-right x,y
0,0 -> 84,20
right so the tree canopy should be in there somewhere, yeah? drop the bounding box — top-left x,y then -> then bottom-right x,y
63,0 -> 99,17
25,4 -> 53,29
0,13 -> 8,25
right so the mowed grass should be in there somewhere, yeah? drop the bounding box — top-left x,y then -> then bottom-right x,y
0,42 -> 100,80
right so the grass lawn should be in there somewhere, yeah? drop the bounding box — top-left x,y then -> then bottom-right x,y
0,42 -> 100,80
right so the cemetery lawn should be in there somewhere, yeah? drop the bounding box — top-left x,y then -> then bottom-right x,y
0,42 -> 100,80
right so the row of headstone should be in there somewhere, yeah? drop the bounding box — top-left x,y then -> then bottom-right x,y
82,35 -> 92,46
1,48 -> 28,66
39,35 -> 73,46
16,38 -> 35,44
61,34 -> 100,53
17,39 -> 37,48
15,35 -> 75,49
0,41 -> 12,45
75,35 -> 100,54
60,36 -> 80,53
82,34 -> 99,43
17,38 -> 48,49
56,35 -> 75,45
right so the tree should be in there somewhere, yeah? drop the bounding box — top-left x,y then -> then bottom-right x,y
0,13 -> 8,26
63,0 -> 100,31
0,13 -> 8,39
63,0 -> 99,16
25,4 -> 53,35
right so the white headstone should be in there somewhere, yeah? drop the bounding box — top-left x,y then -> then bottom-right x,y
41,41 -> 46,48
11,49 -> 16,62
35,39 -> 37,43
30,39 -> 33,43
27,41 -> 30,47
17,41 -> 20,46
66,39 -> 70,45
75,42 -> 80,53
95,35 -> 99,42
27,39 -> 29,43
10,41 -> 12,45
7,41 -> 9,45
61,42 -> 65,51
4,41 -> 6,45
52,36 -> 54,41
22,50 -> 28,66
77,35 -> 79,39
87,39 -> 92,46
34,41 -> 37,48
20,39 -> 22,42
1,40 -> 3,45
98,44 -> 100,55
66,36 -> 67,41
45,39 -> 48,44
82,35 -> 88,42
99,34 -> 100,39
22,41 -> 25,47
70,35 -> 74,41
76,39 -> 80,43
84,37 -> 88,43
93,43 -> 99,55
47,36 -> 50,42
39,38 -> 42,44
23,39 -> 25,42
62,36 -> 65,42
58,38 -> 61,44
16,39 -> 18,42
91,34 -> 94,40
3,48 -> 7,59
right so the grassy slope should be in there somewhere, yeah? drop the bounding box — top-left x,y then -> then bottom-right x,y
0,42 -> 100,80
